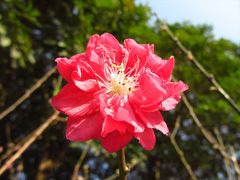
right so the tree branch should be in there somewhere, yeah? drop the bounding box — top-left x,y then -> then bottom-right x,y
179,92 -> 240,177
213,128 -> 233,180
117,148 -> 129,180
170,116 -> 197,180
105,154 -> 145,180
154,15 -> 240,114
71,142 -> 91,180
230,146 -> 240,179
0,67 -> 56,121
0,111 -> 59,176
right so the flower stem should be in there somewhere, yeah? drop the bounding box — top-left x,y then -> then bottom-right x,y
117,148 -> 129,180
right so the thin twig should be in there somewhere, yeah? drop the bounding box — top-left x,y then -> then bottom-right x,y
104,155 -> 144,180
0,67 -> 56,120
154,15 -> 240,114
230,146 -> 240,179
155,160 -> 161,179
170,116 -> 197,180
213,128 -> 233,180
180,92 -> 240,177
56,116 -> 67,122
104,170 -> 119,180
0,111 -> 59,176
71,143 -> 91,180
118,148 -> 129,180
0,130 -> 34,163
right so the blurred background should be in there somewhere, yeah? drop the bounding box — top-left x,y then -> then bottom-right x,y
0,0 -> 240,179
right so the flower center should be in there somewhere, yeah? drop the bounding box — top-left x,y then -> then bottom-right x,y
96,62 -> 139,95
109,70 -> 137,95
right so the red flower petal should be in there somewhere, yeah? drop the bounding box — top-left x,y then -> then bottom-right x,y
131,69 -> 167,111
70,53 -> 88,63
51,84 -> 98,117
146,55 -> 175,81
134,128 -> 156,150
55,57 -> 73,82
86,34 -> 102,65
100,33 -> 123,63
66,112 -> 103,141
86,34 -> 100,50
101,116 -> 129,137
139,70 -> 167,101
99,94 -> 144,133
136,110 -> 169,135
115,100 -> 145,133
71,70 -> 99,92
157,56 -> 175,81
159,81 -> 188,111
73,79 -> 99,92
124,39 -> 148,73
100,131 -> 132,153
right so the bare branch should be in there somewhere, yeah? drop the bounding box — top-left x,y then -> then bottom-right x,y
71,143 -> 91,180
104,154 -> 146,180
0,130 -> 34,163
0,111 -> 59,176
0,67 -> 56,120
170,116 -> 197,180
213,128 -> 233,180
180,92 -> 240,177
230,146 -> 240,179
154,15 -> 240,114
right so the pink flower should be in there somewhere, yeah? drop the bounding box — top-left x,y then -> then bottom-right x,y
51,33 -> 188,153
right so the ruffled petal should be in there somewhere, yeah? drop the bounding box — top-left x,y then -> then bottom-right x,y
66,112 -> 103,141
130,69 -> 167,111
157,56 -> 175,81
99,94 -> 144,133
73,79 -> 99,92
101,116 -> 129,137
134,128 -> 156,150
124,39 -> 148,73
86,34 -> 103,65
159,81 -> 188,111
71,70 -> 99,92
86,34 -> 100,50
86,33 -> 124,66
160,97 -> 180,111
51,84 -> 98,117
70,53 -> 88,63
136,110 -> 169,135
55,54 -> 90,83
115,99 -> 145,133
141,44 -> 154,53
55,57 -> 73,82
100,131 -> 132,153
145,50 -> 164,71
146,55 -> 175,81
100,33 -> 123,63
139,70 -> 167,101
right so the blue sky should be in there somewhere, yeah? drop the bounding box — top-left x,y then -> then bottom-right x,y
136,0 -> 240,44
